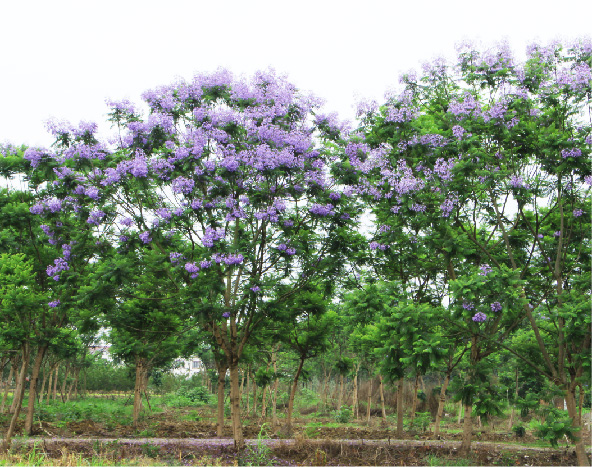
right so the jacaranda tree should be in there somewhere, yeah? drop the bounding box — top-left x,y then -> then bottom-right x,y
24,69 -> 359,447
348,39 -> 590,463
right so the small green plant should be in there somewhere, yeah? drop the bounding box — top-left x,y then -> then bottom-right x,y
333,405 -> 351,423
511,423 -> 526,438
141,441 -> 161,459
238,424 -> 274,466
534,407 -> 579,447
411,412 -> 432,432
426,455 -> 473,466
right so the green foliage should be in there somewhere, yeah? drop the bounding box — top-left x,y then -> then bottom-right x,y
411,411 -> 432,432
332,405 -> 352,423
534,407 -> 580,448
512,424 -> 526,438
238,425 -> 274,466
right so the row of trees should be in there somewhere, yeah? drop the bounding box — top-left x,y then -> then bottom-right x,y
0,39 -> 590,464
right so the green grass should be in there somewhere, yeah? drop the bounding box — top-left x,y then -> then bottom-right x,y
425,454 -> 473,466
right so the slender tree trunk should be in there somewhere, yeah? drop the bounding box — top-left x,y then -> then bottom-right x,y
25,345 -> 47,434
260,386 -> 268,418
60,365 -> 69,402
45,368 -> 53,404
352,365 -> 359,420
321,367 -> 331,408
39,368 -> 48,405
366,377 -> 373,424
508,367 -> 518,429
271,344 -> 279,426
337,374 -> 344,410
252,380 -> 258,416
379,374 -> 387,421
245,367 -> 251,413
2,345 -> 29,452
229,360 -> 244,449
1,363 -> 14,414
433,373 -> 450,438
216,361 -> 228,437
411,374 -> 419,421
66,367 -> 80,402
52,366 -> 59,400
132,358 -> 145,429
459,402 -> 473,455
286,357 -> 305,428
396,378 -> 404,437
565,386 -> 590,466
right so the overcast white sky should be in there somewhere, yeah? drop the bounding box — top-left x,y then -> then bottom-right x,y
1,0 -> 590,147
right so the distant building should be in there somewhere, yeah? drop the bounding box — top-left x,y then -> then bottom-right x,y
171,356 -> 205,378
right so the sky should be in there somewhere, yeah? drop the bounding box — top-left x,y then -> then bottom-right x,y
1,0 -> 591,148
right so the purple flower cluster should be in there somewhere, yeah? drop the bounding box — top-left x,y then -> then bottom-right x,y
170,252 -> 183,264
561,148 -> 582,158
184,262 -> 199,273
490,302 -> 502,312
48,299 -> 60,308
479,264 -> 492,276
573,209 -> 583,217
472,312 -> 487,322
172,176 -> 195,194
250,286 -> 261,293
202,227 -> 226,247
139,231 -> 152,244
223,254 -> 244,265
87,210 -> 106,225
452,126 -> 466,140
309,203 -> 335,216
462,301 -> 474,311
509,175 -> 529,189
46,258 -> 69,281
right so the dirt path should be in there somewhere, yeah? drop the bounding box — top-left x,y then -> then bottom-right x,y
10,436 -> 589,453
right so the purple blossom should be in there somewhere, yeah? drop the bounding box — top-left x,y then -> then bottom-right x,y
277,244 -> 287,251
561,148 -> 582,158
537,234 -> 544,239
130,152 -> 149,177
202,227 -> 225,247
46,258 -> 69,280
472,312 -> 487,322
329,192 -> 341,201
479,264 -> 492,276
184,262 -> 199,273
285,247 -> 296,255
573,208 -> 583,217
170,252 -> 183,263
48,300 -> 60,308
223,254 -> 244,265
554,231 -> 561,237
490,302 -> 502,312
119,235 -> 128,242
85,186 -> 99,200
510,175 -> 529,189
62,244 -> 71,260
452,125 -> 466,140
139,231 -> 152,244
283,220 -> 294,227
462,301 -> 474,311
369,241 -> 380,250
87,210 -> 106,225
120,217 -> 134,227
222,312 -> 230,318
410,203 -> 426,212
250,286 -> 261,293
200,260 -> 212,269
46,199 -> 62,213
172,176 -> 195,194
30,204 -> 44,215
309,203 -> 335,216
191,199 -> 203,210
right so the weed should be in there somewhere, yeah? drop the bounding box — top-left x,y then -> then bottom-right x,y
141,441 -> 161,459
426,454 -> 473,466
238,424 -> 274,466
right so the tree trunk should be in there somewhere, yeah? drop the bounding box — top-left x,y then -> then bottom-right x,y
271,345 -> 279,426
286,357 -> 305,428
39,367 -> 48,405
508,367 -> 518,429
25,345 -> 47,434
457,400 -> 463,424
396,378 -> 404,437
229,361 -> 244,449
45,368 -> 53,404
215,359 -> 228,437
352,366 -> 359,420
366,377 -> 373,424
411,374 -> 419,420
60,365 -> 68,402
1,363 -> 14,414
433,373 -> 450,438
379,374 -> 387,421
252,380 -> 258,416
132,357 -> 145,429
260,385 -> 268,418
565,386 -> 590,466
337,374 -> 344,410
245,367 -> 251,413
459,402 -> 473,456
1,345 -> 29,452
52,366 -> 59,400
321,367 -> 331,408
66,367 -> 80,401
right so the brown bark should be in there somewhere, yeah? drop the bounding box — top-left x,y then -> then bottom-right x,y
410,374 -> 419,420
25,345 -> 47,434
66,367 -> 80,402
1,362 -> 14,414
132,358 -> 145,429
459,402 -> 473,455
396,378 -> 404,437
286,357 -> 305,427
433,373 -> 450,438
45,367 -> 53,404
352,366 -> 359,420
260,385 -> 268,418
60,365 -> 68,402
565,387 -> 590,466
252,380 -> 258,416
245,367 -> 251,413
215,359 -> 228,437
378,374 -> 387,421
52,366 -> 59,400
39,368 -> 48,404
366,377 -> 373,424
337,374 -> 344,410
2,345 -> 29,452
229,362 -> 244,448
